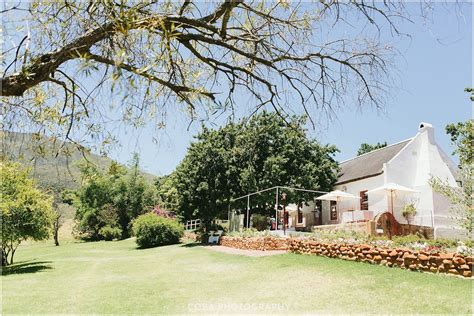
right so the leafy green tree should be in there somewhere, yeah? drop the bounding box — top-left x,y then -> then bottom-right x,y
41,183 -> 67,246
155,175 -> 181,214
1,161 -> 55,265
159,112 -> 339,226
235,113 -> 338,207
445,120 -> 473,166
73,163 -> 119,240
430,119 -> 473,235
465,87 -> 474,101
73,156 -> 158,240
111,154 -> 159,236
164,123 -> 241,224
357,142 -> 388,156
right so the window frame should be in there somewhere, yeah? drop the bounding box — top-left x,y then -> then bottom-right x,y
360,190 -> 368,210
330,201 -> 337,220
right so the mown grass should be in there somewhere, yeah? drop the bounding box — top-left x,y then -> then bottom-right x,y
1,239 -> 472,314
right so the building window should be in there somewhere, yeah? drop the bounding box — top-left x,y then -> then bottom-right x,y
360,190 -> 368,210
313,200 -> 322,226
330,201 -> 337,220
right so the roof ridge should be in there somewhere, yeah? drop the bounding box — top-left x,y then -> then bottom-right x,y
339,137 -> 413,164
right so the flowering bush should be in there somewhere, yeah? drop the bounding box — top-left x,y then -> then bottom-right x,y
456,241 -> 474,256
152,205 -> 176,219
423,245 -> 442,254
410,241 -> 429,250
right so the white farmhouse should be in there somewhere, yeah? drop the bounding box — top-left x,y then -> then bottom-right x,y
316,122 -> 461,238
287,122 -> 461,238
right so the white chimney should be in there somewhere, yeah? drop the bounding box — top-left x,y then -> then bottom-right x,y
418,122 -> 435,143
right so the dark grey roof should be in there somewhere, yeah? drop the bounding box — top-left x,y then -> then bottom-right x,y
336,139 -> 412,185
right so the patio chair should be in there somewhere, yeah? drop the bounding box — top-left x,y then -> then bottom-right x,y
208,230 -> 223,244
295,218 -> 307,231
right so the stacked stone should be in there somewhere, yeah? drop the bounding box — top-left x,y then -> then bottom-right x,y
219,236 -> 289,251
287,239 -> 473,278
220,236 -> 472,278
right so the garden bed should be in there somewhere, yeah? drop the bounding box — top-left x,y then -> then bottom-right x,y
219,231 -> 473,278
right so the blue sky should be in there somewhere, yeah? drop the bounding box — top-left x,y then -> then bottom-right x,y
106,3 -> 472,176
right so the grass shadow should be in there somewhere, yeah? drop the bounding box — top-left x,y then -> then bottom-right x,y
135,241 -> 188,250
131,241 -> 205,250
2,260 -> 53,276
180,242 -> 203,248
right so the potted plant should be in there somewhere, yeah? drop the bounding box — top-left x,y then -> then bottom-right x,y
401,203 -> 417,233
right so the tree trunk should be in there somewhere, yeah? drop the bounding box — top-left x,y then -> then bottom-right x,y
54,223 -> 60,246
10,247 -> 16,265
1,248 -> 7,266
53,215 -> 61,246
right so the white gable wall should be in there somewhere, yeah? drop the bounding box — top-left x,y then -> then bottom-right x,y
332,123 -> 460,236
385,124 -> 458,228
387,124 -> 457,187
383,128 -> 433,226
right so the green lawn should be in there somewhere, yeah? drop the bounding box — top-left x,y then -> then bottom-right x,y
2,239 -> 472,314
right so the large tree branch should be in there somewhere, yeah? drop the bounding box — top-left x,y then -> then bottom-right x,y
2,0 -> 398,138
1,1 -> 243,97
86,53 -> 215,100
1,22 -> 116,96
200,0 -> 241,23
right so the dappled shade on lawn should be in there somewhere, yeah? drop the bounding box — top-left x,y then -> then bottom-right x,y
2,261 -> 53,276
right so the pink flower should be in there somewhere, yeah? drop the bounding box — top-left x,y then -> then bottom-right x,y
152,205 -> 176,219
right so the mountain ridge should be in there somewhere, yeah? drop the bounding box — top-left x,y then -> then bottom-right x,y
1,131 -> 157,191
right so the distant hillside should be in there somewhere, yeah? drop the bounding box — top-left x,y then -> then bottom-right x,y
1,131 -> 157,191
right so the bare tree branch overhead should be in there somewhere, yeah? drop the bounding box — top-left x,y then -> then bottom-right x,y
1,0 -> 412,146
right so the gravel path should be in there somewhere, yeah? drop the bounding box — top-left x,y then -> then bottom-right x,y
203,245 -> 287,257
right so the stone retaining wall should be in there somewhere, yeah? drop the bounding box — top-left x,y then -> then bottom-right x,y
219,236 -> 473,278
289,239 -> 472,278
219,236 -> 289,251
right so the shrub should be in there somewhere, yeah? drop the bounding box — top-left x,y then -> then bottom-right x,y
132,213 -> 184,248
152,205 -> 177,219
464,239 -> 473,248
99,225 -> 122,241
183,231 -> 200,242
252,214 -> 269,231
392,234 -> 424,246
426,238 -> 458,249
208,223 -> 227,232
401,203 -> 417,229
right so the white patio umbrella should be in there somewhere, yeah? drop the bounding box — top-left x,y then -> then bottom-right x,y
366,183 -> 419,215
316,190 -> 360,221
275,204 -> 298,212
